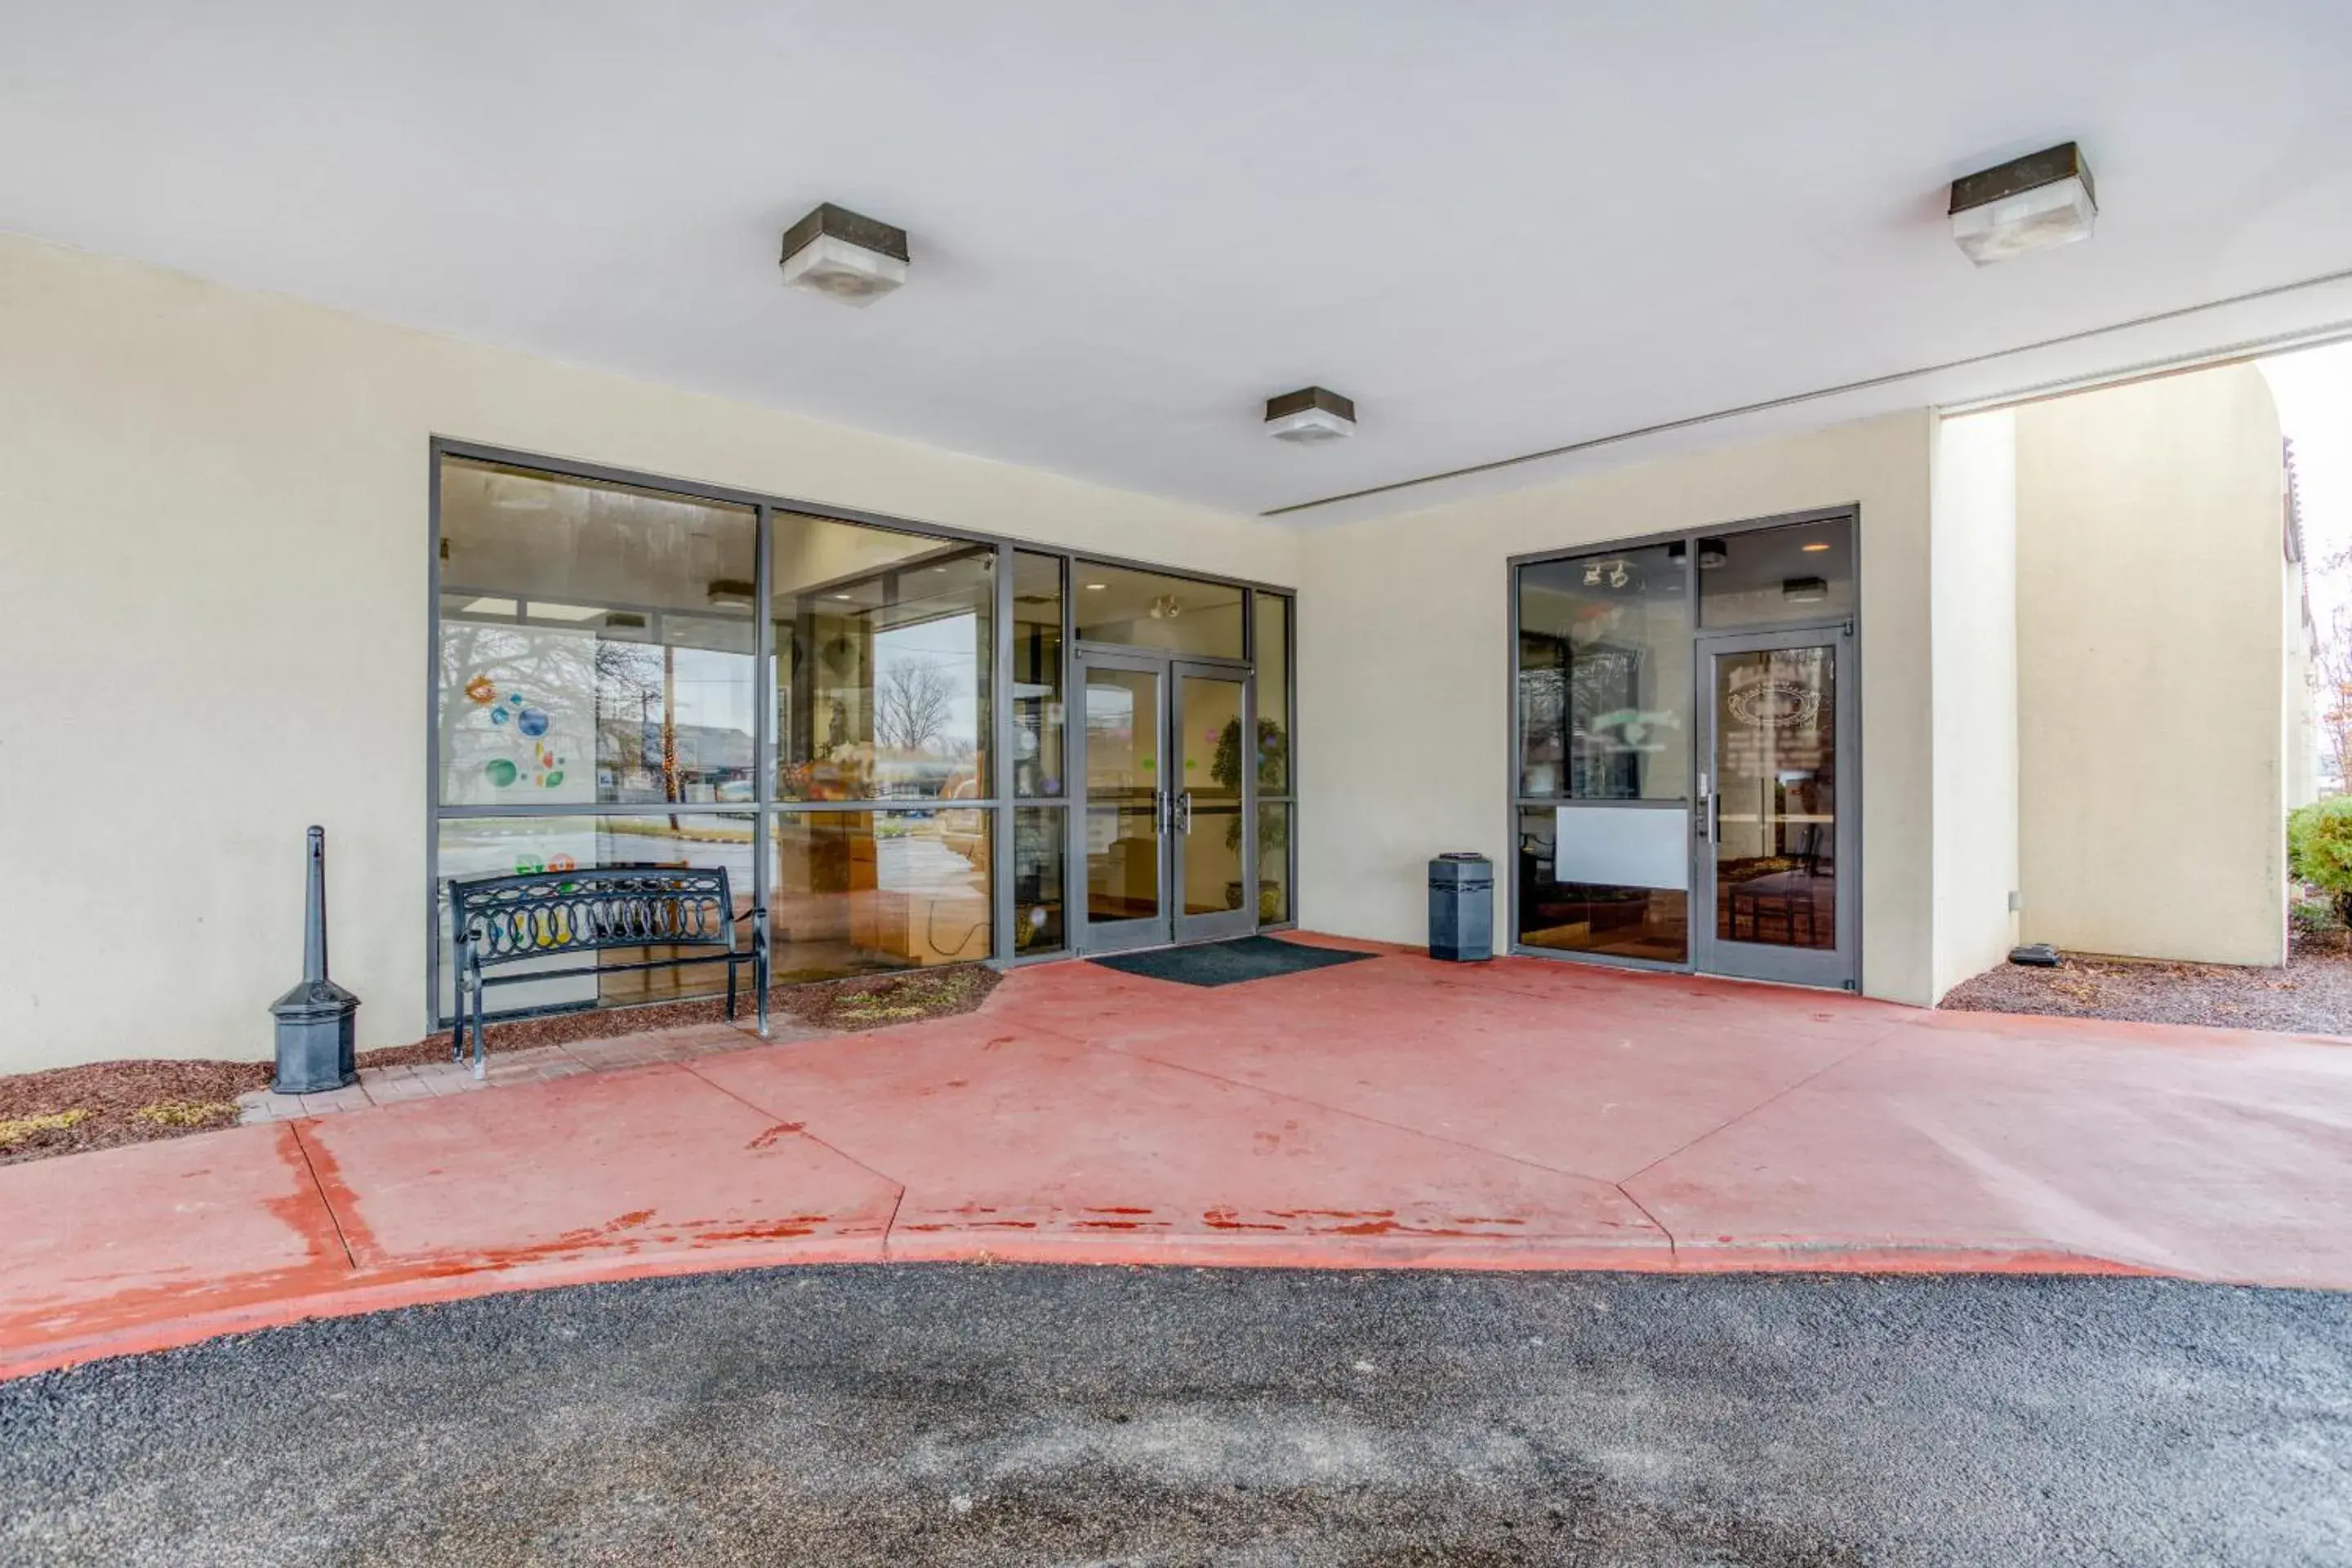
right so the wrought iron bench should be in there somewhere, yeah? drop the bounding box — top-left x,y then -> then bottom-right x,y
448,865 -> 768,1077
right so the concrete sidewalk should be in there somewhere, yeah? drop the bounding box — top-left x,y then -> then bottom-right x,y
7,938 -> 2352,1378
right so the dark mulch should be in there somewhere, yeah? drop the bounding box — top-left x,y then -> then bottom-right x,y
0,1059 -> 270,1168
780,964 -> 1002,1031
0,965 -> 1004,1169
1940,932 -> 2352,1037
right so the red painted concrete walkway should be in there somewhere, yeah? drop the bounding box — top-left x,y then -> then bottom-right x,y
8,938 -> 2352,1377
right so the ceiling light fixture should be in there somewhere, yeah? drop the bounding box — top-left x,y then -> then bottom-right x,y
1801,541 -> 1830,553
1264,386 -> 1356,443
1084,582 -> 1107,591
778,203 -> 910,306
1949,142 -> 2096,265
1696,538 -> 1730,569
1782,576 -> 1829,604
706,579 -> 756,608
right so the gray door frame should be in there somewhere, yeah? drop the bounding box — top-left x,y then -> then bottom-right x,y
1070,646 -> 1258,955
1071,647 -> 1173,955
1170,660 -> 1258,944
1690,622 -> 1859,990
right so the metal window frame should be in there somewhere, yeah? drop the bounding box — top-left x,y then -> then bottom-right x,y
1503,504 -> 1863,988
426,437 -> 1300,1023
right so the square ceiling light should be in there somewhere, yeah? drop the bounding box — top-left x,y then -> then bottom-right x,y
779,203 -> 909,305
1264,386 -> 1356,443
1949,143 -> 2096,265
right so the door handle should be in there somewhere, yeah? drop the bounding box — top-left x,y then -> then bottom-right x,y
1177,791 -> 1194,834
1710,792 -> 1721,844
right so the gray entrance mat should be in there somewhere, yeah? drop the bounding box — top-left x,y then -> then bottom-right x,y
1088,934 -> 1374,987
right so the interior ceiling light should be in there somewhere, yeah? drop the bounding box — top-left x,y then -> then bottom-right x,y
1949,142 -> 2096,265
1783,576 -> 1830,603
778,203 -> 910,306
1264,386 -> 1356,443
706,579 -> 756,608
1801,541 -> 1831,553
1696,538 -> 1730,569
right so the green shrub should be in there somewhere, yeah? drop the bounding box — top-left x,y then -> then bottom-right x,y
2287,798 -> 2352,924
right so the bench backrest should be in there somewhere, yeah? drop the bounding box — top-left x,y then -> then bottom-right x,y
450,865 -> 737,968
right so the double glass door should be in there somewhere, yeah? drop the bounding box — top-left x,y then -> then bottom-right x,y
1074,650 -> 1256,954
1693,627 -> 1855,987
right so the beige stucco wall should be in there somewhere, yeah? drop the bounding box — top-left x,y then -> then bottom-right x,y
0,234 -> 1299,1071
1928,410 -> 2020,997
2014,365 -> 2288,965
1294,410 -> 1942,1005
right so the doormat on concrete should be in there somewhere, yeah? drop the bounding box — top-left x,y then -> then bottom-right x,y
1089,935 -> 1374,987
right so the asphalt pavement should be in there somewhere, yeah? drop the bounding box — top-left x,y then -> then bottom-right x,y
2,1265 -> 2348,1566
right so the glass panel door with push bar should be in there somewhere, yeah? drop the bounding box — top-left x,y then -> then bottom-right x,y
1692,627 -> 1856,988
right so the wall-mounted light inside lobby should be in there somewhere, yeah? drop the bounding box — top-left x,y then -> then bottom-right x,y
779,203 -> 910,305
1264,386 -> 1356,443
1949,142 -> 2096,265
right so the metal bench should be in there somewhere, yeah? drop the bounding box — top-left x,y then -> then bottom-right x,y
448,865 -> 768,1077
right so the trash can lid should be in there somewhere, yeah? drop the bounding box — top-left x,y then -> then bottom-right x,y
1437,852 -> 1490,862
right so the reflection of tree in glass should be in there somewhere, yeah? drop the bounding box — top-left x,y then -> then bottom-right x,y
1212,717 -> 1289,850
436,621 -> 602,793
875,658 -> 956,754
438,623 -> 690,801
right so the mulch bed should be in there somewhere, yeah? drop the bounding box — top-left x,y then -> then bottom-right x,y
1939,933 -> 2352,1036
0,964 -> 1002,1169
0,1059 -> 270,1168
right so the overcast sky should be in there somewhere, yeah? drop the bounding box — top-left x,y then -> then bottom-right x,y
2261,339 -> 2352,631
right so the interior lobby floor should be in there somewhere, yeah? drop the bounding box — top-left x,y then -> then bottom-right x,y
6,935 -> 2350,1379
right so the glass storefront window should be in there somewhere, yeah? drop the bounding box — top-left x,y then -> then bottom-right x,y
1073,563 -> 1244,657
1013,552 -> 1064,797
773,518 -> 993,802
1013,806 -> 1067,955
1697,517 -> 1854,629
1515,808 -> 1688,963
1254,594 -> 1291,795
1517,544 -> 1690,801
1258,802 -> 1292,924
434,813 -> 760,1017
770,810 -> 993,981
436,460 -> 758,807
432,451 -> 1299,1018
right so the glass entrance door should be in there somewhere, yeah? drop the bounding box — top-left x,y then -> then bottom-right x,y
1693,627 -> 1855,988
1172,665 -> 1255,943
1076,652 -> 1169,954
1074,651 -> 1256,954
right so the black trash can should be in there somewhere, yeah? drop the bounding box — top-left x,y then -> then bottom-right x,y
1428,853 -> 1494,962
